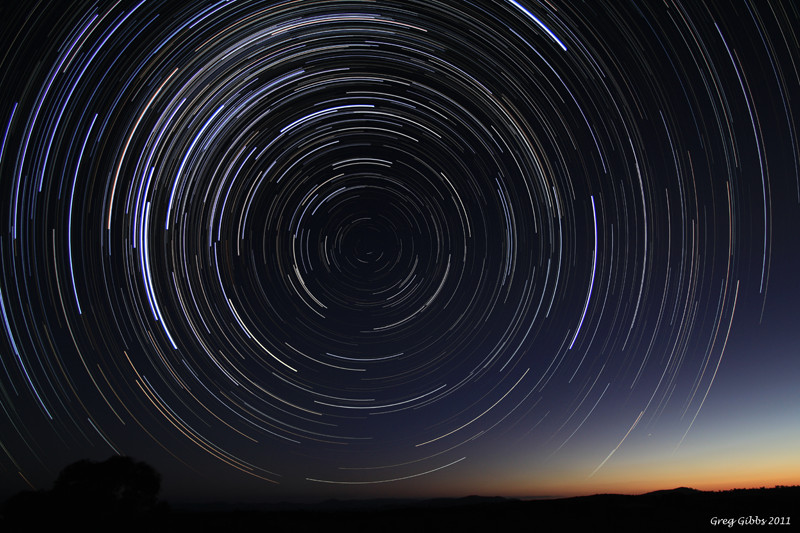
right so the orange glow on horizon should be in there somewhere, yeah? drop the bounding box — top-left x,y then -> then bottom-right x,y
497,456 -> 800,499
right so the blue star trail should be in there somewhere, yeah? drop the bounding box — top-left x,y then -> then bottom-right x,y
1,0 -> 798,501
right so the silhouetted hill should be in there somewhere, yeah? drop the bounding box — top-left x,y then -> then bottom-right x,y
643,486 -> 702,496
4,485 -> 797,532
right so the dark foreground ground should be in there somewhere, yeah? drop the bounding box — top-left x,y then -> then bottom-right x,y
3,485 -> 798,532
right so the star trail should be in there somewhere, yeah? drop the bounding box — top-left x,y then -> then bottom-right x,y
1,0 -> 799,502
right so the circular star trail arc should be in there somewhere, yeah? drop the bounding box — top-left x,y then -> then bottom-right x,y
0,0 -> 796,492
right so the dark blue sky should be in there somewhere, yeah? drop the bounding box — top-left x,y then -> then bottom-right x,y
1,0 -> 798,503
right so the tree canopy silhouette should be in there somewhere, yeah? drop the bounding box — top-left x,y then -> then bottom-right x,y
3,456 -> 163,532
52,456 -> 161,516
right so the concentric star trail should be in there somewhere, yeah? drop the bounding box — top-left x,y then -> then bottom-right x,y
1,0 -> 797,498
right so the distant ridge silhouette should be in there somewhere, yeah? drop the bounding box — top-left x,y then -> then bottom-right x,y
3,461 -> 797,533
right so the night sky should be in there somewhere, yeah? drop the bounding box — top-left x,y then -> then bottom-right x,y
1,0 -> 799,504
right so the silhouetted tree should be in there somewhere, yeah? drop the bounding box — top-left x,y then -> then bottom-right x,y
52,456 -> 161,517
3,456 -> 164,532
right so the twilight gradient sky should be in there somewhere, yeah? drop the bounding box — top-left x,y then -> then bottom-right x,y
1,0 -> 799,503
